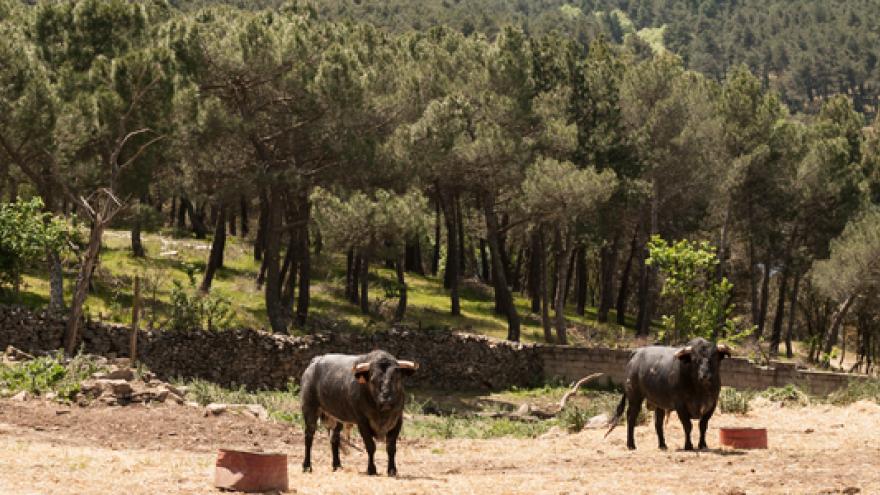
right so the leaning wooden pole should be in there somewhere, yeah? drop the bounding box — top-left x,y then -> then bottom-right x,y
130,276 -> 140,366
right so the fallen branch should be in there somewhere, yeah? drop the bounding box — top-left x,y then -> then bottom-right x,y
557,373 -> 604,412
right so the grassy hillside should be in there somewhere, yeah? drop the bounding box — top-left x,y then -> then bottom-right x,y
9,229 -> 636,345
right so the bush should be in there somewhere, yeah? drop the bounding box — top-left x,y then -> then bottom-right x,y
759,384 -> 810,406
558,406 -> 589,432
827,379 -> 880,405
166,280 -> 233,331
0,351 -> 106,401
718,386 -> 751,414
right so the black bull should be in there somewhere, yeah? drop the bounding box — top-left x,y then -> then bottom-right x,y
300,350 -> 418,476
606,338 -> 731,450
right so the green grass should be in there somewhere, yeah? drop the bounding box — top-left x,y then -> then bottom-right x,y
7,228 -> 641,344
0,351 -> 108,402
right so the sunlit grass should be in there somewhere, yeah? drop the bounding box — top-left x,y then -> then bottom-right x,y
8,228 -> 640,343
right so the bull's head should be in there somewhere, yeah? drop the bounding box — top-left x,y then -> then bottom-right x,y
353,352 -> 419,411
674,338 -> 731,387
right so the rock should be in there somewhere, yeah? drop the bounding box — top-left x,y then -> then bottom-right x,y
584,413 -> 609,429
11,390 -> 30,401
95,379 -> 133,397
206,403 -> 228,415
44,391 -> 58,401
244,404 -> 269,421
515,403 -> 531,416
103,368 -> 135,381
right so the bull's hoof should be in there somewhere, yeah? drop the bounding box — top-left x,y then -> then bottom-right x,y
333,465 -> 343,472
698,444 -> 708,450
367,466 -> 378,476
388,467 -> 398,477
658,444 -> 667,450
627,444 -> 636,450
303,465 -> 312,473
683,444 -> 694,451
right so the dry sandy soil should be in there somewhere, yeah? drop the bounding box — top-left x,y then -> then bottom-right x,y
0,398 -> 878,495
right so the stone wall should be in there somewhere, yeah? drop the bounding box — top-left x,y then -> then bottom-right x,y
0,305 -> 543,391
539,345 -> 870,396
0,305 -> 869,395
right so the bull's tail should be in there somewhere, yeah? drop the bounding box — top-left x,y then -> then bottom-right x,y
604,392 -> 627,439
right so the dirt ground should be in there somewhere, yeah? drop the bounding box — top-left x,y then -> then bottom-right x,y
0,398 -> 878,495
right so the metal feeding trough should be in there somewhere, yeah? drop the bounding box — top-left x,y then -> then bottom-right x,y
214,449 -> 289,493
719,427 -> 768,449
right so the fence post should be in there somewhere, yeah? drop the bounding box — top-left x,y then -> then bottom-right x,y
131,276 -> 140,366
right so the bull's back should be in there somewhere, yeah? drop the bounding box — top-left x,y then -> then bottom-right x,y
303,354 -> 363,423
627,347 -> 681,410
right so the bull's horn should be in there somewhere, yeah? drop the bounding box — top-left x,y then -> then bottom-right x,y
717,343 -> 731,355
397,360 -> 419,370
353,362 -> 370,373
674,346 -> 693,359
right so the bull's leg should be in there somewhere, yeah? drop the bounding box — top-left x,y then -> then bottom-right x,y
386,417 -> 403,476
300,389 -> 320,473
626,396 -> 643,450
676,406 -> 694,451
698,406 -> 715,450
357,422 -> 378,476
331,423 -> 344,471
654,409 -> 667,450
302,408 -> 318,473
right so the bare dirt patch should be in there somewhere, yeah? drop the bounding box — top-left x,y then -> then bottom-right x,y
1,399 -> 878,494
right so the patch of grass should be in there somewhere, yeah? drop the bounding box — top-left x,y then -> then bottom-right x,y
181,378 -> 302,424
718,386 -> 752,414
758,384 -> 811,407
827,379 -> 880,405
406,414 -> 555,439
0,352 -> 107,402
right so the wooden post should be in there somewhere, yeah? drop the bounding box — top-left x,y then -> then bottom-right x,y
131,276 -> 140,366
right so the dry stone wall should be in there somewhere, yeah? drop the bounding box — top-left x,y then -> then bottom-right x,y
0,305 -> 543,391
0,305 -> 869,395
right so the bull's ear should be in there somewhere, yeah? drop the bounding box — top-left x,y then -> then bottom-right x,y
398,360 -> 419,376
674,346 -> 693,362
353,362 -> 370,384
717,344 -> 732,359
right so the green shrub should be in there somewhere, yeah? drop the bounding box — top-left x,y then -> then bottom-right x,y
718,386 -> 751,414
166,281 -> 233,331
0,351 -> 106,401
759,384 -> 810,406
558,406 -> 589,432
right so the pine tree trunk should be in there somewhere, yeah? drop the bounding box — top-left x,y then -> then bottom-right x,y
280,233 -> 298,309
553,227 -> 573,345
456,196 -> 466,272
255,189 -> 268,262
131,219 -> 145,257
769,262 -> 791,356
616,227 -> 639,325
345,249 -> 355,301
394,253 -> 407,322
65,220 -> 105,355
755,256 -> 772,339
405,238 -> 424,275
484,201 -> 520,342
539,227 -> 552,343
294,196 -> 311,327
823,293 -> 857,356
47,248 -> 65,312
240,195 -> 249,236
432,196 -> 441,276
784,272 -> 801,358
635,244 -> 652,337
168,196 -> 177,226
529,231 -> 542,314
264,186 -> 287,333
597,231 -> 620,322
360,256 -> 370,314
442,193 -> 460,316
479,238 -> 490,283
351,253 -> 361,304
176,197 -> 187,231
200,204 -> 227,293
228,210 -> 237,236
575,246 -> 587,317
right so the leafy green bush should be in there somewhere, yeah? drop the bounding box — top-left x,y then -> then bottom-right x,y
558,406 -> 589,432
759,384 -> 810,406
718,386 -> 751,414
0,351 -> 106,401
827,379 -> 880,405
0,198 -> 70,297
166,280 -> 233,331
